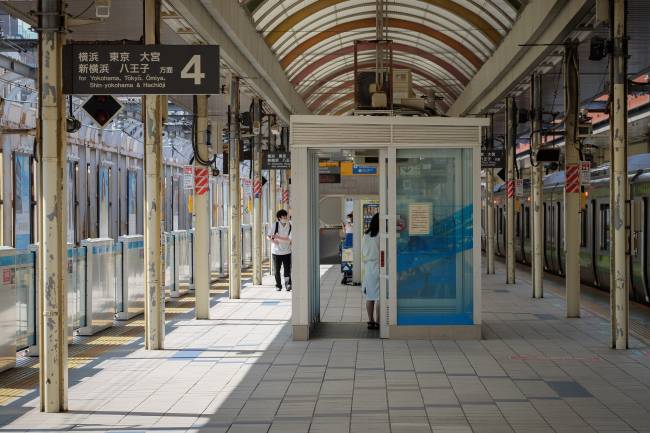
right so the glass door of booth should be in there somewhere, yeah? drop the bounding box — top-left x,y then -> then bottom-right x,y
388,148 -> 474,326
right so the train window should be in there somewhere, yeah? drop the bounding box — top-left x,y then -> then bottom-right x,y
515,211 -> 520,237
498,207 -> 503,234
98,166 -> 110,238
14,154 -> 32,249
67,161 -> 77,244
127,170 -> 137,235
580,210 -> 587,247
600,204 -> 610,250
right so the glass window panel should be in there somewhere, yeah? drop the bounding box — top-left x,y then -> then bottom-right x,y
395,148 -> 473,325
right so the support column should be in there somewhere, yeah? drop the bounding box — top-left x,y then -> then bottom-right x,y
252,98 -> 263,285
531,74 -> 544,298
143,0 -> 164,349
505,97 -> 516,284
194,95 -> 210,319
280,126 -> 290,210
486,116 -> 495,275
229,76 -> 242,299
564,43 -> 581,317
610,0 -> 628,349
37,0 -> 67,412
268,116 -> 277,272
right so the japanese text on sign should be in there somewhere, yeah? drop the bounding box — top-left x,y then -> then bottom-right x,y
63,44 -> 220,95
515,179 -> 524,197
580,161 -> 591,185
264,152 -> 291,170
481,147 -> 505,169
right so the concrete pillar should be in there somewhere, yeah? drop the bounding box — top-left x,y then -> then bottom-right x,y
229,76 -> 242,299
194,95 -> 210,319
37,0 -> 68,412
505,97 -> 516,284
143,0 -> 165,349
252,98 -> 263,285
268,116 -> 277,272
531,74 -> 544,298
486,116 -> 495,275
564,43 -> 581,317
610,0 -> 628,349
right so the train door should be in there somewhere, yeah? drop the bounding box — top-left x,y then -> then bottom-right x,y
543,202 -> 549,270
98,165 -> 110,238
67,161 -> 78,244
590,200 -> 599,286
13,153 -> 32,248
630,198 -> 648,302
595,202 -> 610,289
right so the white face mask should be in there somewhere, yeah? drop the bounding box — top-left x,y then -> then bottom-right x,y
279,217 -> 288,224
347,218 -> 352,224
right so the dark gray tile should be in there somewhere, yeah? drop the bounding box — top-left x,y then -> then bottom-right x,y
546,381 -> 592,398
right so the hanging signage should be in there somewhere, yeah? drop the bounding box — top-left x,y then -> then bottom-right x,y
515,179 -> 524,197
182,165 -> 194,190
580,161 -> 591,184
481,147 -> 505,169
263,152 -> 291,170
63,44 -> 220,95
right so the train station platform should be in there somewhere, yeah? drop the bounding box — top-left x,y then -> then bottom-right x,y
0,261 -> 648,433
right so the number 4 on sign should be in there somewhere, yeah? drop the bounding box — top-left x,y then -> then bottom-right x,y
181,55 -> 205,85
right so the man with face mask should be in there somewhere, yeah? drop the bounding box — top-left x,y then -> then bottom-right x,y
267,209 -> 292,291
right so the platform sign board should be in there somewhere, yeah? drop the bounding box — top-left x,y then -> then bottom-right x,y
580,161 -> 591,185
263,152 -> 291,170
182,166 -> 194,190
63,44 -> 219,95
480,147 -> 504,169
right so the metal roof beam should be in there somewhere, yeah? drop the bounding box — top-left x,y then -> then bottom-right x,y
167,0 -> 310,123
447,0 -> 592,116
0,53 -> 35,80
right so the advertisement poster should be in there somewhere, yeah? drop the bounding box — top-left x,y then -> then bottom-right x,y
408,203 -> 432,236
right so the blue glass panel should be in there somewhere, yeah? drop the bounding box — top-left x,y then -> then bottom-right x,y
396,148 -> 473,325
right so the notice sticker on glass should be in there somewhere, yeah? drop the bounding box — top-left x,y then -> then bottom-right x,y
408,203 -> 431,236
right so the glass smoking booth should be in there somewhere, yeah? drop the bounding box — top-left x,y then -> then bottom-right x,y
291,115 -> 487,340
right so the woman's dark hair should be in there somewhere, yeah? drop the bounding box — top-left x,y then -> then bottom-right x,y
276,209 -> 288,219
366,213 -> 380,237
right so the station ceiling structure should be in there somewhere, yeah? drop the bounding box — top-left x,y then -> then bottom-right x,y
239,0 -> 522,115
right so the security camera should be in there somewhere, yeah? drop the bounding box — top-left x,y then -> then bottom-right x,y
96,0 -> 111,19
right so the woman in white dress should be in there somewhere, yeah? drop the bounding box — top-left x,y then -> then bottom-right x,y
362,213 -> 380,329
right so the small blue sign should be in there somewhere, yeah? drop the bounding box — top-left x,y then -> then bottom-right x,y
352,165 -> 377,175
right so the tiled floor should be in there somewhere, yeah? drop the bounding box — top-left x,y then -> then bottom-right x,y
320,265 -> 369,323
0,261 -> 649,433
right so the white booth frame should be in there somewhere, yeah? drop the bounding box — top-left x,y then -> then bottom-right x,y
290,115 -> 489,340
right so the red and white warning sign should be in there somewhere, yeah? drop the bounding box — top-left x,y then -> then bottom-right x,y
194,167 -> 209,195
565,164 -> 580,193
282,188 -> 289,204
183,165 -> 194,190
506,180 -> 514,199
253,179 -> 262,198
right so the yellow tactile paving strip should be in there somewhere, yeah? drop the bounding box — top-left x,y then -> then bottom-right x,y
0,262 -> 269,406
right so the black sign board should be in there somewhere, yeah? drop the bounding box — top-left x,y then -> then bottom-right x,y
82,95 -> 122,127
481,147 -> 505,169
63,44 -> 219,95
263,152 -> 291,170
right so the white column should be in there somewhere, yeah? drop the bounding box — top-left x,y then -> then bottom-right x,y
564,44 -> 581,317
194,95 -> 210,319
229,76 -> 242,299
531,73 -> 544,298
143,0 -> 165,349
610,0 -> 629,349
505,97 -> 516,284
37,0 -> 68,412
252,98 -> 263,285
